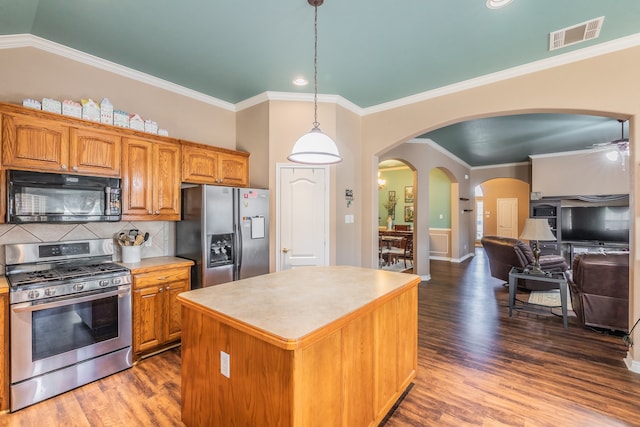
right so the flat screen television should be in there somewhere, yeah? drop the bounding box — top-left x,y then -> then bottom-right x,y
560,206 -> 630,243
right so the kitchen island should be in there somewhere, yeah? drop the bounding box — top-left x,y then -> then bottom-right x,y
177,265 -> 420,427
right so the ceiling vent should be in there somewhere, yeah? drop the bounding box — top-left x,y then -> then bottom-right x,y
549,16 -> 604,51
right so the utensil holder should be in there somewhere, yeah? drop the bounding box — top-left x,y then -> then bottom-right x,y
122,245 -> 141,263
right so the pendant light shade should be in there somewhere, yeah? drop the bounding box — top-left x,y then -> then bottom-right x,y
289,127 -> 342,164
288,0 -> 342,165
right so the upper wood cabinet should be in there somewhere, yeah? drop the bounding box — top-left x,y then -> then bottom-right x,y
181,141 -> 249,187
70,127 -> 121,176
122,137 -> 181,221
1,107 -> 120,177
0,104 -> 252,217
2,111 -> 70,173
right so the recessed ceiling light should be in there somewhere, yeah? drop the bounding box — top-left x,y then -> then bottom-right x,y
293,77 -> 308,86
486,0 -> 513,9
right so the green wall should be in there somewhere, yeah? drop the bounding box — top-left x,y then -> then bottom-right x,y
378,168 -> 414,227
429,168 -> 451,228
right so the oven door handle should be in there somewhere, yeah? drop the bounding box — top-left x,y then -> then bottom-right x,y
11,287 -> 130,312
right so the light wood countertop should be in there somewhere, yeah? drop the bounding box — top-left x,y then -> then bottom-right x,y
118,256 -> 193,274
177,265 -> 420,349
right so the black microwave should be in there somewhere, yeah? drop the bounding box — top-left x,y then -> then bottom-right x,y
7,170 -> 122,223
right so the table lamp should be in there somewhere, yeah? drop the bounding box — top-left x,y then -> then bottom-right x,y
519,218 -> 556,274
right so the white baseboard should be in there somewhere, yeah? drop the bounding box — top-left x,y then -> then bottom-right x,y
624,352 -> 640,374
430,252 -> 475,263
454,252 -> 475,263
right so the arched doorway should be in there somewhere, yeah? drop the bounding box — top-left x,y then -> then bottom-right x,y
477,178 -> 530,239
378,159 -> 416,271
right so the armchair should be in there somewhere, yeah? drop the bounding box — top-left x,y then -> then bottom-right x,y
566,252 -> 629,332
481,236 -> 568,290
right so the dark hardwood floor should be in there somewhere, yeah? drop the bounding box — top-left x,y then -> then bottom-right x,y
2,249 -> 640,426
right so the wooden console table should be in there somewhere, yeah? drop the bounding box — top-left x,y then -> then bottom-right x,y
177,266 -> 420,426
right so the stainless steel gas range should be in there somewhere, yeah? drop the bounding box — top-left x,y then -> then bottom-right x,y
5,239 -> 133,412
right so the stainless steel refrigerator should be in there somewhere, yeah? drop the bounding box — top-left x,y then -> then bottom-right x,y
176,185 -> 269,289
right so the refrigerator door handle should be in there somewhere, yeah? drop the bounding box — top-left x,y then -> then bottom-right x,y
235,188 -> 243,281
237,219 -> 243,279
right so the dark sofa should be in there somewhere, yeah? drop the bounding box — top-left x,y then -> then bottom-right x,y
566,252 -> 629,332
481,235 -> 568,290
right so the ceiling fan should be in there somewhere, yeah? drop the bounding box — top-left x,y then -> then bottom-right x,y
592,119 -> 629,170
593,119 -> 629,149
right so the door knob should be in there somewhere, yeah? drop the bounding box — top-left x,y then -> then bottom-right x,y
282,248 -> 289,253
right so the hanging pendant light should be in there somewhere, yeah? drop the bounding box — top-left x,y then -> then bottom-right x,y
288,0 -> 342,165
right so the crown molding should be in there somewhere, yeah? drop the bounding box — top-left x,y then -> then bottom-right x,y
235,91 -> 364,114
471,161 -> 530,170
407,138 -> 472,169
0,34 -> 236,112
528,148 -> 599,159
363,32 -> 640,116
2,32 -> 640,117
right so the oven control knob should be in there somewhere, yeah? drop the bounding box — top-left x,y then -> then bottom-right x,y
44,288 -> 56,297
27,290 -> 40,299
99,280 -> 110,287
112,278 -> 122,285
73,283 -> 85,292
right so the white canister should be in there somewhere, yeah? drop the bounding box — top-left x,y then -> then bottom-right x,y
122,245 -> 141,263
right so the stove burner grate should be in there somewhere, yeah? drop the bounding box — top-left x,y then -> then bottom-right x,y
8,262 -> 129,288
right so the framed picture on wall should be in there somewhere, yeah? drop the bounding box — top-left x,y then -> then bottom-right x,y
404,186 -> 414,203
404,205 -> 414,222
388,190 -> 396,201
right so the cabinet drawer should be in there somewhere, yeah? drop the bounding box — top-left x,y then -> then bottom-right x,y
134,268 -> 189,289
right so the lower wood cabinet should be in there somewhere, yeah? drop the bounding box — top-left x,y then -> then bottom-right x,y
132,265 -> 190,357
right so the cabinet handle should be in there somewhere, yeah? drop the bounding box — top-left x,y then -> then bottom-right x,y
158,287 -> 163,293
72,165 -> 78,171
148,210 -> 153,214
157,276 -> 169,280
155,210 -> 160,214
61,164 -> 67,170
166,286 -> 171,290
282,248 -> 289,253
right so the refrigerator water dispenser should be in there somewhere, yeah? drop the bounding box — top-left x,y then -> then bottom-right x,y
208,233 -> 234,268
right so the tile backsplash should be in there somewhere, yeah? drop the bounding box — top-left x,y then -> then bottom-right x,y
0,221 -> 175,273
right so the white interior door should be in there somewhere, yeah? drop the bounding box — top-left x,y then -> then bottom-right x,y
497,198 -> 519,238
276,165 -> 329,271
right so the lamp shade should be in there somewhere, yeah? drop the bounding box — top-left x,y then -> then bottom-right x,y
287,127 -> 342,164
519,218 -> 556,241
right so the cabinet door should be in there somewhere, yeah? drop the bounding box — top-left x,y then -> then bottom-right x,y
153,141 -> 181,220
164,278 -> 188,343
1,112 -> 69,172
69,128 -> 121,177
122,138 -> 154,218
218,152 -> 249,187
133,285 -> 163,354
181,143 -> 219,184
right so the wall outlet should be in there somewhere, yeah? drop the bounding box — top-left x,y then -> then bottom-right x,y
220,351 -> 230,378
